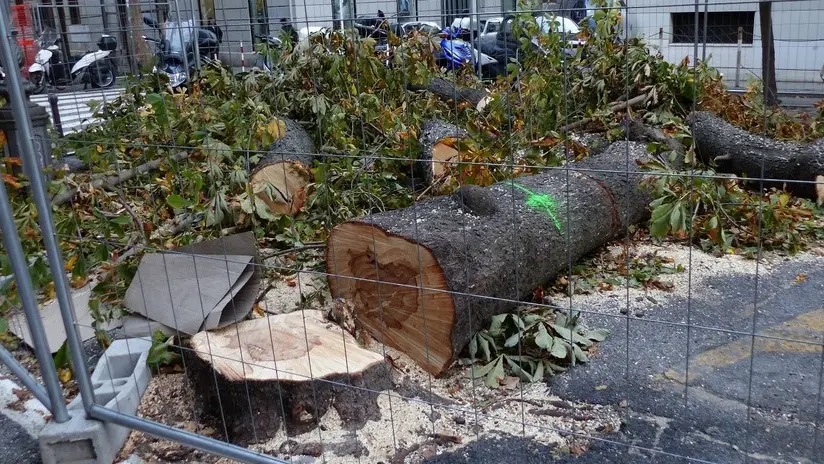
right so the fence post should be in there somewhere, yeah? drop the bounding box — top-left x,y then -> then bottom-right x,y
735,26 -> 743,88
0,2 -> 97,415
658,27 -> 663,54
0,25 -> 69,423
48,91 -> 63,137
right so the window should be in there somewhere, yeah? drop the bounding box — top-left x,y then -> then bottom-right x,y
68,0 -> 81,25
671,11 -> 754,44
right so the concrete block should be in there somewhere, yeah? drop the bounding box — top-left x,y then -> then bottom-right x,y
39,338 -> 153,464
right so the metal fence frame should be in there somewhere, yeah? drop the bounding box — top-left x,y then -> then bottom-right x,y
0,0 -> 823,463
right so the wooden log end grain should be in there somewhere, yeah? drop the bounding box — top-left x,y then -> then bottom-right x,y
185,310 -> 391,444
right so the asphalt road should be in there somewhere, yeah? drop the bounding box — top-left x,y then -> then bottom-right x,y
0,416 -> 41,464
431,256 -> 824,464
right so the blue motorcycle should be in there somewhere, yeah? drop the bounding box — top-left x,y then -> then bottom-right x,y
436,27 -> 476,71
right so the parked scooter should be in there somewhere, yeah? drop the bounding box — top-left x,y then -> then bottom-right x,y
142,15 -> 221,90
28,27 -> 118,94
254,33 -> 283,73
437,26 -> 498,74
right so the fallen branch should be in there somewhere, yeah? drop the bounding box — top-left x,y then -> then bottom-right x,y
623,116 -> 685,170
115,189 -> 148,246
409,78 -> 491,111
389,433 -> 463,464
561,93 -> 650,132
688,111 -> 824,202
528,407 -> 595,421
52,151 -> 191,206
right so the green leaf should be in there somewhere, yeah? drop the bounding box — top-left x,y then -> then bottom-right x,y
546,361 -> 568,373
550,338 -> 568,359
478,333 -> 492,361
485,357 -> 506,388
145,93 -> 163,105
572,344 -> 589,364
532,358 -> 545,381
534,323 -> 553,350
669,202 -> 682,231
584,328 -> 609,342
504,331 -> 522,348
550,323 -> 591,347
489,314 -> 507,336
166,195 -> 186,209
53,341 -> 71,370
469,356 -> 498,378
110,215 -> 132,225
0,318 -> 8,334
505,355 -> 533,382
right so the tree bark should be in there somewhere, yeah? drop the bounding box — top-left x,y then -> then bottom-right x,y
326,141 -> 654,375
249,118 -> 317,215
129,3 -> 153,70
759,1 -> 778,107
184,310 -> 391,444
409,78 -> 491,111
688,111 -> 824,202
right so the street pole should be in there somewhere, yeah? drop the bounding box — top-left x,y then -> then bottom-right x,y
470,0 -> 479,77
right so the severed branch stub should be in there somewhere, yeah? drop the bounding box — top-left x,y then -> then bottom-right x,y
249,118 -> 317,216
326,142 -> 654,375
417,119 -> 469,185
184,310 -> 391,444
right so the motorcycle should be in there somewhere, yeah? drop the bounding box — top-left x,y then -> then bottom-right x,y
142,15 -> 221,90
254,33 -> 283,73
438,27 -> 499,73
28,27 -> 118,94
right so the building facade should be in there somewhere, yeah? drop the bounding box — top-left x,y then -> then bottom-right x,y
625,0 -> 824,90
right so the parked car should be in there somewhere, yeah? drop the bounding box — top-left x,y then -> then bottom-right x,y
397,21 -> 442,36
450,16 -> 503,41
479,14 -> 585,78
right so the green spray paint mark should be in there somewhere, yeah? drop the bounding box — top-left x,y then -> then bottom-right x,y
505,181 -> 563,232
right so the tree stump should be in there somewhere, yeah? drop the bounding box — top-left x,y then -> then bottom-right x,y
185,310 -> 391,444
326,141 -> 654,375
250,118 -> 316,215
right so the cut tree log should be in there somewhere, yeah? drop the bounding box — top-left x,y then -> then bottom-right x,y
249,117 -> 316,215
688,111 -> 824,202
417,119 -> 469,184
409,78 -> 492,111
326,141 -> 654,375
184,310 -> 391,444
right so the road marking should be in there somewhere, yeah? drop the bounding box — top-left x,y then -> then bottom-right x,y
665,308 -> 824,384
29,88 -> 125,133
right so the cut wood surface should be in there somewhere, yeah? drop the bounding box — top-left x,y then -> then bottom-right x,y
417,119 -> 469,184
185,310 -> 390,444
249,117 -> 316,215
326,142 -> 653,375
688,111 -> 824,202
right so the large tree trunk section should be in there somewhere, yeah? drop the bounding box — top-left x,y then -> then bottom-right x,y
326,141 -> 653,375
184,310 -> 391,445
409,78 -> 491,111
417,119 -> 469,184
688,111 -> 824,202
249,118 -> 316,215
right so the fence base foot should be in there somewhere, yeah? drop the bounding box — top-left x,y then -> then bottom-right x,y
38,338 -> 153,464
